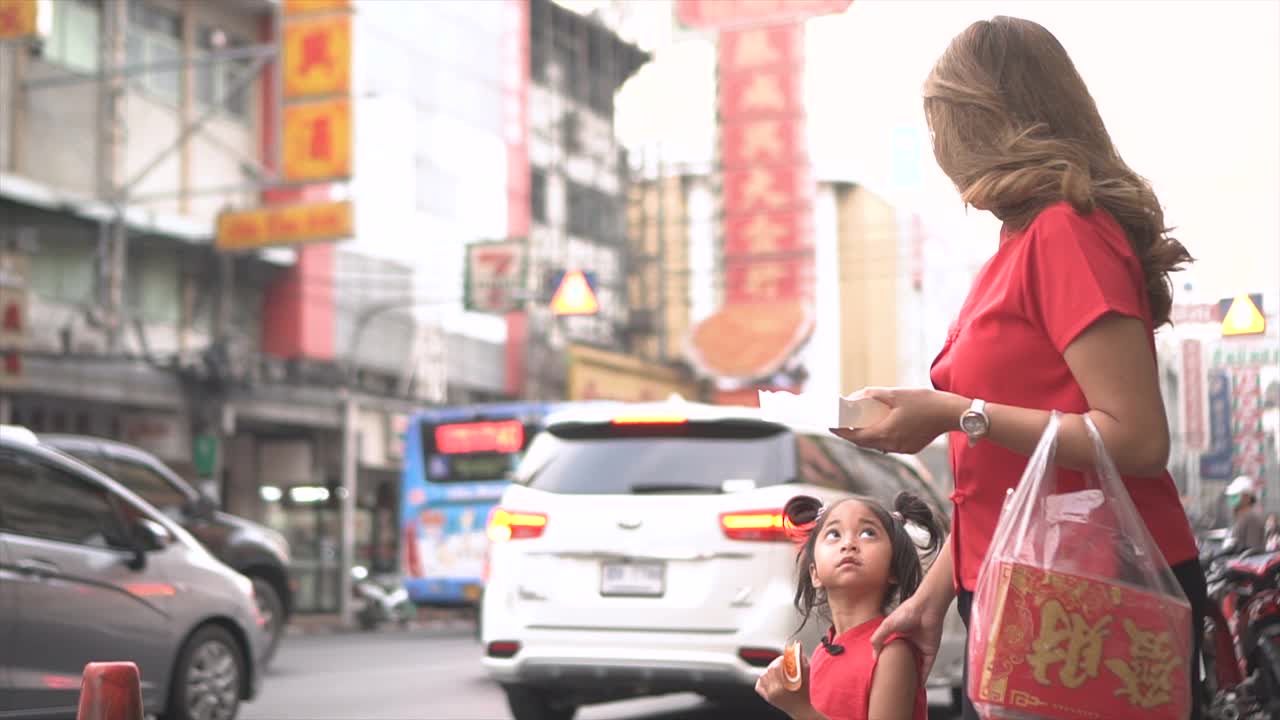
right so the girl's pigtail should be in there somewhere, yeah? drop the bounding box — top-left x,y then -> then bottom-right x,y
784,494 -> 827,634
892,491 -> 945,557
888,491 -> 947,606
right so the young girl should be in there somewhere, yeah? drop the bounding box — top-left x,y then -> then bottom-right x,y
756,492 -> 944,720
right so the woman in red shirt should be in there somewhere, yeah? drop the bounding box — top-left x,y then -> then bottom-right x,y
832,16 -> 1207,720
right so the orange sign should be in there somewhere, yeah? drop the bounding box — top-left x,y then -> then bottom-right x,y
283,0 -> 350,15
283,14 -> 351,99
0,0 -> 40,40
973,563 -> 1192,720
676,0 -> 851,30
215,201 -> 353,251
282,98 -> 351,183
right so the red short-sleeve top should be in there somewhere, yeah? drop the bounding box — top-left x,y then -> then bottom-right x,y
929,202 -> 1198,590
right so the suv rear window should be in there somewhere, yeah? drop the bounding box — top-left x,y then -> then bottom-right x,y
515,420 -> 794,495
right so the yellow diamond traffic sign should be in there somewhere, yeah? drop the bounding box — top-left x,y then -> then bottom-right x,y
1220,293 -> 1266,337
550,269 -> 599,316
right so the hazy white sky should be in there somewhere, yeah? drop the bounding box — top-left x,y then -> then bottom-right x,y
603,0 -> 1280,303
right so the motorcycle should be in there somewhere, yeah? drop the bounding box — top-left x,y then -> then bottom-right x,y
1200,544 -> 1280,720
351,565 -> 417,631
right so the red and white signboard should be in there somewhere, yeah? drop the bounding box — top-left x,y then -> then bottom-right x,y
1181,339 -> 1207,452
676,0 -> 852,30
465,240 -> 527,315
1230,367 -> 1265,479
1171,303 -> 1220,325
679,0 -> 852,382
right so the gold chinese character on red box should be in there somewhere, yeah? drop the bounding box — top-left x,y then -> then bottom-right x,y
974,562 -> 1191,720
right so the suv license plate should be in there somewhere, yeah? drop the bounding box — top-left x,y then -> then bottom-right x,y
600,561 -> 665,597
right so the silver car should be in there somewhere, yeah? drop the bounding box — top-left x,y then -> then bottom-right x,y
0,425 -> 263,720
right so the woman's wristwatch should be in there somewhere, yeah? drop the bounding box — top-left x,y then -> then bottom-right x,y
960,398 -> 990,448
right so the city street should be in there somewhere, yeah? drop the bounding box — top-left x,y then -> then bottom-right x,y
244,626 -> 740,720
242,625 -> 959,720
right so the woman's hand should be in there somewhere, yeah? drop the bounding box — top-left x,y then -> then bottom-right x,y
830,387 -> 967,455
868,586 -> 950,680
755,652 -> 825,720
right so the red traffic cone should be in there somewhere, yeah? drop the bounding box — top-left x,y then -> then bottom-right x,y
76,662 -> 144,720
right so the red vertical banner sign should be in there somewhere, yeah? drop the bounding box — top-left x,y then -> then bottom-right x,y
1231,367 -> 1265,479
686,20 -> 817,381
1181,339 -> 1206,452
503,0 -> 531,397
677,1 -> 851,383
717,23 -> 812,306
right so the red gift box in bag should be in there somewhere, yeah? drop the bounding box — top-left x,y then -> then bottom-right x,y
967,413 -> 1192,720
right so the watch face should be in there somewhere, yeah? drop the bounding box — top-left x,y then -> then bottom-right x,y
961,414 -> 985,434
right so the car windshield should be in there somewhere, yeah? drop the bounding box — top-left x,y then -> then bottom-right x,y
514,419 -> 793,495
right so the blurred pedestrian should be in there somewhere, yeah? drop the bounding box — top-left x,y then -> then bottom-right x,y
827,16 -> 1206,720
1265,512 -> 1279,552
1226,475 -> 1267,553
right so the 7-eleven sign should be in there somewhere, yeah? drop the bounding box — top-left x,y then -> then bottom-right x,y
464,239 -> 527,315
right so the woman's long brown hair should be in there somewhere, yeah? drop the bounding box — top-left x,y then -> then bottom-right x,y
924,16 -> 1193,326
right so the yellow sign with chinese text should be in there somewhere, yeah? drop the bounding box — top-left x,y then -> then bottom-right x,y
283,13 -> 350,99
281,98 -> 351,183
215,201 -> 353,251
283,0 -> 350,16
0,0 -> 42,40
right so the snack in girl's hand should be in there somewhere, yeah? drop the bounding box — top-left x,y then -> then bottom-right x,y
782,640 -> 804,691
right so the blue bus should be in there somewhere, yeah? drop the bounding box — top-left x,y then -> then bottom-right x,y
400,402 -> 601,606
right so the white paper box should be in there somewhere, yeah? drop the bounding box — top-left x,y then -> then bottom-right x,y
757,390 -> 890,430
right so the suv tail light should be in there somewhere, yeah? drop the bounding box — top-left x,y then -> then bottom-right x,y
487,640 -> 521,658
738,647 -> 782,667
720,510 -> 786,542
486,507 -> 548,542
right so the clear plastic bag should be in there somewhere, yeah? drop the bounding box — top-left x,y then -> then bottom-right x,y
967,412 -> 1192,720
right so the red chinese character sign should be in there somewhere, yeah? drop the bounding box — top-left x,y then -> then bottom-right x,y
681,1 -> 851,382
283,14 -> 351,99
275,0 -> 353,185
0,0 -> 42,41
676,0 -> 852,31
282,98 -> 352,183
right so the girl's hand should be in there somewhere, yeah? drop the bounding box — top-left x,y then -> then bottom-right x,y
830,387 -> 966,455
755,652 -> 823,720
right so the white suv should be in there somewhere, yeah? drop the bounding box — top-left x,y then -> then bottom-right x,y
480,402 -> 964,720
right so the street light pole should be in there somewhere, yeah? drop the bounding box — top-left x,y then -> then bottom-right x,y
338,389 -> 358,628
336,297 -> 451,627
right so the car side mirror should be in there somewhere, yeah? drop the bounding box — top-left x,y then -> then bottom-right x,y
189,493 -> 218,519
128,518 -> 173,570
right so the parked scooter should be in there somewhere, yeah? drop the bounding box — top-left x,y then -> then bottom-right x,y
1201,544 -> 1280,720
351,565 -> 416,631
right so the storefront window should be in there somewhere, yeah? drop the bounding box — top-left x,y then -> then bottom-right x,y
44,0 -> 101,74
196,24 -> 252,120
127,1 -> 182,105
